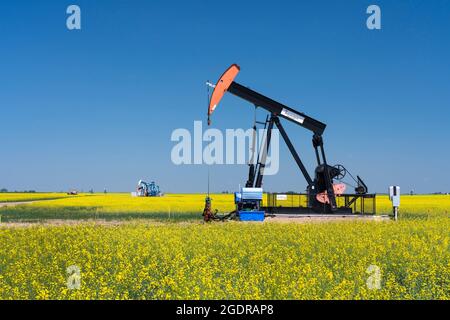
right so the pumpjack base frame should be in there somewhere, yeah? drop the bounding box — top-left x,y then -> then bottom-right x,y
266,214 -> 391,222
261,207 -> 353,215
262,193 -> 377,215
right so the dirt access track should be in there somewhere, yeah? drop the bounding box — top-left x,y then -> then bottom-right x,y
0,196 -> 72,207
0,201 -> 38,207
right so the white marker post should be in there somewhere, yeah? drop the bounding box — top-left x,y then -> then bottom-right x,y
389,186 -> 400,221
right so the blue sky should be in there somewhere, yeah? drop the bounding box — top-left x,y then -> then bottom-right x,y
1,0 -> 449,193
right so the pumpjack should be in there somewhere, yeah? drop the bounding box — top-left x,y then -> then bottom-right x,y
207,64 -> 373,215
136,180 -> 161,197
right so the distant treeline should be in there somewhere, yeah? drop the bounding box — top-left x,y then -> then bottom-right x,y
0,189 -> 36,193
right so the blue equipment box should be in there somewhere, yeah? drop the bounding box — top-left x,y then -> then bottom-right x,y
239,211 -> 265,221
241,188 -> 263,200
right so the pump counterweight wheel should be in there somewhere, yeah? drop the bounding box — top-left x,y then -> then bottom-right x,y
333,164 -> 347,180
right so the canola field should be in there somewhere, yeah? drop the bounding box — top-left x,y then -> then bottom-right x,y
0,193 -> 233,221
0,194 -> 449,300
1,193 -> 448,221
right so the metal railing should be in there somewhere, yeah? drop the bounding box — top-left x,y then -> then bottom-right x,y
264,193 -> 376,214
